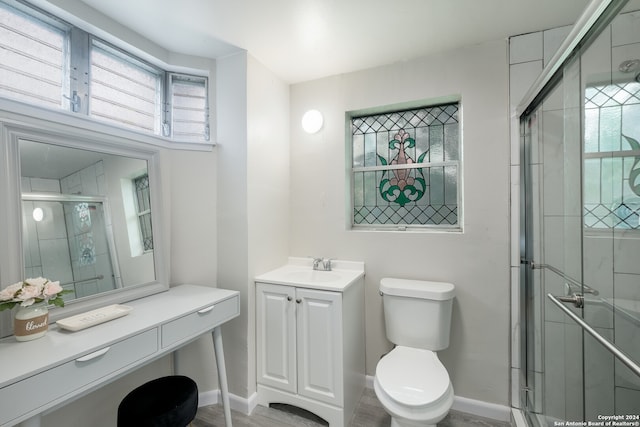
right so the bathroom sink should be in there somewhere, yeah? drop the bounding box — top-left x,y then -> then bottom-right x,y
282,270 -> 341,283
255,257 -> 365,291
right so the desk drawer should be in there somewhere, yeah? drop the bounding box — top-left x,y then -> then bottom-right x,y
0,329 -> 158,426
161,296 -> 238,348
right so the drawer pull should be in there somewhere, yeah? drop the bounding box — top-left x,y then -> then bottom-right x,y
197,305 -> 215,314
76,347 -> 111,362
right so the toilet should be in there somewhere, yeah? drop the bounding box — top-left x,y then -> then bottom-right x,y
374,278 -> 456,427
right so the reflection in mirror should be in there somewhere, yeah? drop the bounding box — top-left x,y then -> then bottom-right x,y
22,196 -> 120,300
20,139 -> 156,304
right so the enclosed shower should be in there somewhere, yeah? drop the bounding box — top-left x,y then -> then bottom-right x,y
518,0 -> 640,425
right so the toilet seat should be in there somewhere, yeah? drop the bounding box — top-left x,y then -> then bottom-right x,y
374,346 -> 453,423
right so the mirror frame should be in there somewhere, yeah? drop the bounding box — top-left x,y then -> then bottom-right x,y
0,116 -> 168,338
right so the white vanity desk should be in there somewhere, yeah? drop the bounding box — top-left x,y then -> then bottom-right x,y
0,284 -> 240,427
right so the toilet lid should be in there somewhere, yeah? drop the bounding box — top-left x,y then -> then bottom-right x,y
376,346 -> 450,407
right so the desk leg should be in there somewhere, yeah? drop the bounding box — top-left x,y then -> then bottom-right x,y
212,326 -> 232,427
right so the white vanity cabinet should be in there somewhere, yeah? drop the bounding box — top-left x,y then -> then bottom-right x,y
255,258 -> 365,427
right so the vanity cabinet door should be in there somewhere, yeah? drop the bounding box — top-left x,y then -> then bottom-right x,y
296,288 -> 343,406
256,282 -> 296,393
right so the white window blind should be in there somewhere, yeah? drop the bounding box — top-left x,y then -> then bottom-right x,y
0,2 -> 67,108
0,1 -> 210,143
169,74 -> 208,141
90,40 -> 161,134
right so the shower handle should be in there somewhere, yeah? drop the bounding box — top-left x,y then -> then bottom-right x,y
554,293 -> 584,309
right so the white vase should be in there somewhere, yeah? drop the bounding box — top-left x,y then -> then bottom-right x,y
14,303 -> 49,342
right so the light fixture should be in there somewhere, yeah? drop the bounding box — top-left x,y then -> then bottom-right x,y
32,207 -> 44,222
302,109 -> 323,134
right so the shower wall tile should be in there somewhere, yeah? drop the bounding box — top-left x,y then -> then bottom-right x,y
580,23 -> 612,87
615,386 -> 640,415
80,165 -> 99,195
28,177 -> 60,193
39,239 -> 73,284
612,10 -> 640,47
615,360 -> 640,391
583,236 -> 613,291
542,80 -> 564,112
543,320 -> 566,420
612,42 -> 640,84
542,109 -> 565,217
510,32 -> 543,64
564,322 -> 584,421
613,237 -> 640,274
35,203 -> 67,240
584,328 -> 615,422
612,272 -> 640,301
583,301 -> 614,330
543,271 -> 566,324
510,61 -> 543,110
614,309 -> 640,391
543,26 -> 573,67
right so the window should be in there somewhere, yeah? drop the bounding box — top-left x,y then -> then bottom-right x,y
134,174 -> 153,251
584,82 -> 640,230
350,103 -> 461,230
0,0 -> 209,142
0,1 -> 68,109
166,74 -> 209,141
90,40 -> 162,134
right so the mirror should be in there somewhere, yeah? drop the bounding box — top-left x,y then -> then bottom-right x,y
19,139 -> 157,303
0,117 -> 167,339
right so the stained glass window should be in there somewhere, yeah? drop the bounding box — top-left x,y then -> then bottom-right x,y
583,82 -> 640,229
351,103 -> 460,229
134,174 -> 153,250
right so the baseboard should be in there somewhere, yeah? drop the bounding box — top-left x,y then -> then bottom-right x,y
198,389 -> 258,416
204,379 -> 512,423
365,375 -> 512,423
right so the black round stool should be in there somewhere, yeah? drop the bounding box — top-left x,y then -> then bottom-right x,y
117,375 -> 198,427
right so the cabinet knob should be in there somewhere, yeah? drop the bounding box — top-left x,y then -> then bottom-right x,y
296,298 -> 302,304
287,296 -> 292,301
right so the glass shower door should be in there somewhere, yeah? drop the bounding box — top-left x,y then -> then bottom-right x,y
521,4 -> 640,425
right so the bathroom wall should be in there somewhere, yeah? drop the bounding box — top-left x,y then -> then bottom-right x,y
289,40 -> 511,406
215,50 -> 291,403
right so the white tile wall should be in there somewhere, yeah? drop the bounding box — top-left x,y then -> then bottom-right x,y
543,26 -> 573,67
510,32 -> 543,64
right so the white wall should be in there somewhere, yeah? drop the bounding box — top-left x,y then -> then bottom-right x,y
289,40 -> 511,405
215,51 -> 290,401
246,54 -> 291,397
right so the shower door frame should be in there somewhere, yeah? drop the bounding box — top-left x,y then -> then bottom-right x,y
516,0 -> 634,424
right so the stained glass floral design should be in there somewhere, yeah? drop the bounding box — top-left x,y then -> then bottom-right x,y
351,103 -> 460,228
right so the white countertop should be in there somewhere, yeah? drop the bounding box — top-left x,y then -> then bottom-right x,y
0,284 -> 238,387
255,257 -> 364,291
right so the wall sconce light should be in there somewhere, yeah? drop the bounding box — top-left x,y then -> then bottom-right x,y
302,109 -> 323,134
32,207 -> 44,222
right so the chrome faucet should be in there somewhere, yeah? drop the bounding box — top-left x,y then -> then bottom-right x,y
312,257 -> 333,271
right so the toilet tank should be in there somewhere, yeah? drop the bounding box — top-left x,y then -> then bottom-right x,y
380,278 -> 455,351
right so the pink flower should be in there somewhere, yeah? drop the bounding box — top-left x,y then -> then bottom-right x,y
43,281 -> 63,298
0,282 -> 23,302
18,284 -> 42,303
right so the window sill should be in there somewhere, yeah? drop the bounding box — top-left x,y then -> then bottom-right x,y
0,98 -> 215,152
350,226 -> 463,234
